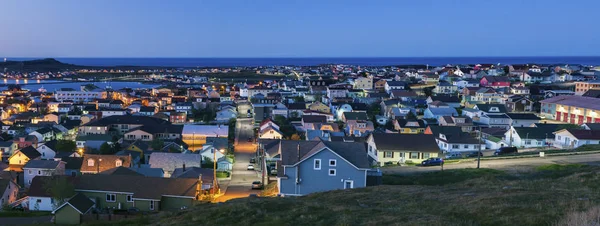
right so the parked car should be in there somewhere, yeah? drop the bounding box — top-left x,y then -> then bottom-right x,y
251,181 -> 263,189
466,151 -> 484,158
494,147 -> 518,156
247,164 -> 255,170
445,153 -> 462,159
421,157 -> 444,166
249,157 -> 256,163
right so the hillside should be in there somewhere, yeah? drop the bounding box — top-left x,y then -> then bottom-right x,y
79,164 -> 600,226
0,58 -> 84,72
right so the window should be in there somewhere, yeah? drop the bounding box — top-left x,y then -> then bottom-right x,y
38,170 -> 41,175
126,195 -> 133,202
149,200 -> 155,210
329,169 -> 336,176
464,145 -> 469,149
384,152 -> 393,158
28,170 -> 32,175
314,159 -> 321,170
329,159 -> 336,166
423,153 -> 430,159
116,160 -> 122,167
525,140 -> 531,145
410,152 -> 419,159
88,159 -> 94,166
106,194 -> 116,202
452,145 -> 459,149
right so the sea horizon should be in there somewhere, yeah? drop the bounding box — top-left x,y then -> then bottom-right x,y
4,56 -> 600,67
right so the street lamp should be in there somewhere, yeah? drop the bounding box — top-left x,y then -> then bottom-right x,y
213,148 -> 225,195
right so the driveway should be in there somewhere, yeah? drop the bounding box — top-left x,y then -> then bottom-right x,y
215,118 -> 260,202
382,153 -> 600,174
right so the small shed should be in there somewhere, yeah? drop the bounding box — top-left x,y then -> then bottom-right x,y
53,193 -> 95,225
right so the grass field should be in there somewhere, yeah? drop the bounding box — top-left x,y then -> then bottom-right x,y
77,163 -> 600,226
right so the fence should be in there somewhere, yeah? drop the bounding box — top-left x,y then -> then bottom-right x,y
81,213 -> 136,223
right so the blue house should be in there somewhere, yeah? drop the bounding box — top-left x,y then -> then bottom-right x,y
277,141 -> 370,196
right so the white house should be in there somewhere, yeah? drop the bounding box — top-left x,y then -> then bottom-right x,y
553,129 -> 600,149
215,108 -> 237,122
23,160 -> 65,188
436,132 -> 482,153
36,140 -> 59,160
198,144 -> 226,162
504,126 -> 551,148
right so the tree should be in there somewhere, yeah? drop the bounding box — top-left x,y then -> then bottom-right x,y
56,140 -> 76,152
290,134 -> 301,140
43,176 -> 74,209
0,132 -> 13,141
292,96 -> 305,103
99,142 -> 113,154
151,137 -> 165,150
228,118 -> 237,143
201,156 -> 214,168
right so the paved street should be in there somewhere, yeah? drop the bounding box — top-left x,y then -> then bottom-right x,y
215,117 -> 260,202
382,153 -> 600,174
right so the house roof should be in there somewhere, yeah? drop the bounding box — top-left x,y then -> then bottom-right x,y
83,115 -> 172,127
18,146 -> 42,159
483,76 -> 510,83
430,95 -> 461,103
584,123 -> 600,131
475,104 -> 508,113
287,103 -> 307,110
279,140 -> 369,169
40,140 -> 58,151
99,166 -> 143,176
181,125 -> 228,137
74,174 -> 199,200
506,113 -> 541,120
513,127 -> 554,140
23,160 -> 61,169
65,193 -> 95,214
370,133 -> 440,153
0,141 -> 13,147
171,167 -> 214,184
386,81 -> 407,87
427,107 -> 458,117
148,152 -> 201,173
302,115 -> 327,123
343,112 -> 368,121
62,157 -> 83,170
563,129 -> 600,140
391,90 -> 417,98
80,154 -> 132,173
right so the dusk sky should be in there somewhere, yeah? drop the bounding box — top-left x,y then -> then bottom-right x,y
1,0 -> 599,58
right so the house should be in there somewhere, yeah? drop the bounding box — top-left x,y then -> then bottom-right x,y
434,129 -> 482,153
341,112 -> 368,123
423,107 -> 458,121
553,129 -> 600,149
384,81 -> 406,93
52,193 -> 95,225
37,174 -> 202,212
215,108 -> 237,123
393,119 -> 427,134
29,127 -> 55,142
480,76 -> 510,88
181,125 -> 228,150
170,167 -> 216,190
426,95 -> 461,108
0,177 -> 19,210
8,146 -> 42,171
367,133 -> 440,166
148,152 -> 201,177
542,95 -> 600,125
353,76 -> 373,89
277,141 -> 371,196
76,134 -> 114,150
36,140 -> 59,160
301,115 -> 328,131
0,141 -> 18,161
198,143 -> 226,162
505,126 -> 553,148
259,125 -> 284,140
308,102 -> 330,114
80,154 -> 132,174
23,160 -> 65,188
438,116 -> 474,132
345,120 -> 374,137
374,79 -> 387,91
506,113 -> 541,127
433,80 -> 458,94
62,157 -> 83,176
505,95 -> 534,112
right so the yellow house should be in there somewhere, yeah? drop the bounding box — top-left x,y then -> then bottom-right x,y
367,133 -> 440,166
394,119 -> 426,134
308,102 -> 330,113
7,146 -> 41,171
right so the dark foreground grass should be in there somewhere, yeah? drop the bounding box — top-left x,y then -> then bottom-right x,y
82,164 -> 600,226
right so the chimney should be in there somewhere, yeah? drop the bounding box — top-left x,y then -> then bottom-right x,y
183,163 -> 186,172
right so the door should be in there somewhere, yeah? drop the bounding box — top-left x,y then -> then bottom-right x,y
556,112 -> 561,121
578,115 -> 584,124
344,180 -> 354,189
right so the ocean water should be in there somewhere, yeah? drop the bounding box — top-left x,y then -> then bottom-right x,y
0,79 -> 158,91
6,57 -> 600,67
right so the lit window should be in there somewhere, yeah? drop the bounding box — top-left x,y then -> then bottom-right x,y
88,159 -> 94,166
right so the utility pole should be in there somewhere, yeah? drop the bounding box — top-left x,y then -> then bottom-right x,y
261,144 -> 266,188
477,126 -> 482,169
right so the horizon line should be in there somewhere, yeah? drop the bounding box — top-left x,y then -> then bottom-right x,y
4,56 -> 600,59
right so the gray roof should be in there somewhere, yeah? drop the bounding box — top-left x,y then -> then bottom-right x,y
171,167 -> 214,185
371,133 -> 440,153
279,140 -> 369,169
23,160 -> 61,169
148,153 -> 201,173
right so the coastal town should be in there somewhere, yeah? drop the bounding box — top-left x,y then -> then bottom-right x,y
2,61 -> 600,224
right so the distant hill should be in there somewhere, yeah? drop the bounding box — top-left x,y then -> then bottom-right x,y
0,58 -> 83,72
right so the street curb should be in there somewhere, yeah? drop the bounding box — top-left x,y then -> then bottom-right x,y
443,150 -> 600,164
